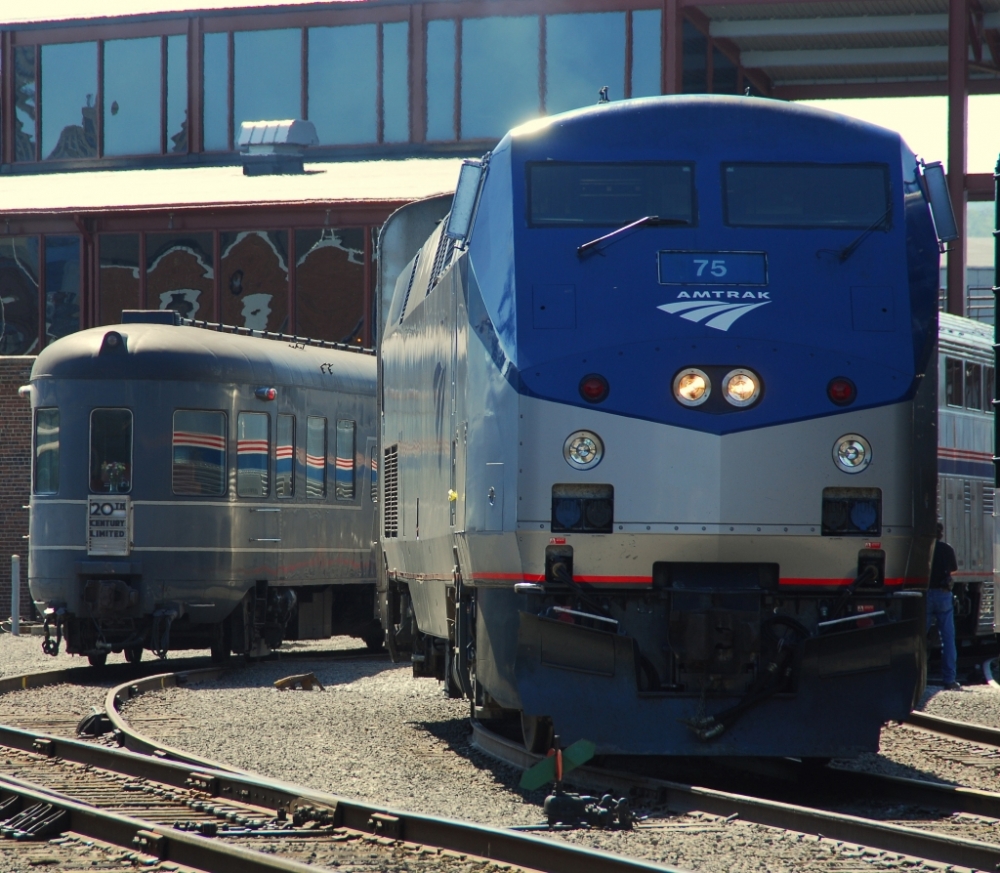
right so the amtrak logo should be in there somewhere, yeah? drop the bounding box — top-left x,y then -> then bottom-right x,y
658,291 -> 771,332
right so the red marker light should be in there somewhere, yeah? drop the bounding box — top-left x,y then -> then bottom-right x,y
827,377 -> 856,406
255,387 -> 277,401
579,374 -> 609,403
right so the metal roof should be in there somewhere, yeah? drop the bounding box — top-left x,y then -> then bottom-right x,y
0,157 -> 464,216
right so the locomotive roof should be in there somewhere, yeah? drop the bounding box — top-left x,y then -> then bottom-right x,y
31,322 -> 376,393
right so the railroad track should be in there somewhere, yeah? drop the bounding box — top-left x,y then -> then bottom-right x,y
0,657 -> 677,873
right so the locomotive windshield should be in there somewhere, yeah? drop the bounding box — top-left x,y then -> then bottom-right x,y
723,163 -> 890,229
89,409 -> 132,493
528,162 -> 694,227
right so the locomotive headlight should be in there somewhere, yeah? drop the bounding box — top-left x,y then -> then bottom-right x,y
723,369 -> 760,407
833,434 -> 872,474
563,430 -> 604,470
673,368 -> 710,406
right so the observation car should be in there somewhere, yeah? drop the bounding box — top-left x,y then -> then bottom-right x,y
377,95 -> 958,758
26,311 -> 380,664
937,313 -> 996,648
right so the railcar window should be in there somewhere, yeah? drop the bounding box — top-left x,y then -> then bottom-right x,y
336,420 -> 356,500
90,409 -> 132,493
723,163 -> 890,229
527,163 -> 694,227
945,357 -> 964,408
237,412 -> 270,497
172,410 -> 226,496
34,409 -> 59,495
276,414 -> 295,498
965,362 -> 983,411
985,367 -> 996,414
306,417 -> 327,498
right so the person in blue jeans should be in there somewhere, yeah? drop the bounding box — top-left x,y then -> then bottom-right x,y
927,522 -> 960,689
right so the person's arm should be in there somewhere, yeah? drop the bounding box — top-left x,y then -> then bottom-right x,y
946,543 -> 958,574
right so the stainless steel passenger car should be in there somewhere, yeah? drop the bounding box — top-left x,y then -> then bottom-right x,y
938,313 -> 997,645
27,311 -> 380,664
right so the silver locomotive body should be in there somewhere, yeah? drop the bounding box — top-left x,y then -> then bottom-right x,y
28,314 -> 380,662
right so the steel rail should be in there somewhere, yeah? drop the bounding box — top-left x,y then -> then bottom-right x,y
905,710 -> 1000,747
0,773 -> 354,873
471,721 -> 1000,871
0,722 -> 678,873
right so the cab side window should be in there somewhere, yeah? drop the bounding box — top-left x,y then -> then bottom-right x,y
34,408 -> 59,495
945,357 -> 963,408
306,416 -> 327,498
336,420 -> 356,500
237,412 -> 270,497
276,414 -> 295,498
173,410 -> 227,496
90,409 -> 132,493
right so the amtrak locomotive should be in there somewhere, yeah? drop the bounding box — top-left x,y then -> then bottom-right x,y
378,95 -> 958,757
27,312 -> 380,664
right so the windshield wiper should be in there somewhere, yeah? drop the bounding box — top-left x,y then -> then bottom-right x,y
577,215 -> 688,260
817,206 -> 893,264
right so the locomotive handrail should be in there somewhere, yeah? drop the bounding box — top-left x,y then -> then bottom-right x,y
179,317 -> 375,356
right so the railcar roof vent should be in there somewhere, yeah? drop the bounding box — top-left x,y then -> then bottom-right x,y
121,310 -> 181,325
238,119 -> 318,176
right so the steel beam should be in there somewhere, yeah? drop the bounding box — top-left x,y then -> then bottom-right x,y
948,0 -> 969,315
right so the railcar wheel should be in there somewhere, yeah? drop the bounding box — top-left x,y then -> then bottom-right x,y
521,713 -> 554,754
124,647 -> 142,664
87,652 -> 107,668
361,620 -> 385,653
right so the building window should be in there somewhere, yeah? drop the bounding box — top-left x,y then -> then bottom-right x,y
276,414 -> 295,497
203,31 -> 229,151
306,416 -> 327,498
34,408 -> 60,495
99,234 -> 140,326
41,41 -> 98,160
104,37 -> 161,156
220,230 -> 289,331
295,228 -> 365,344
14,45 -> 37,161
167,35 -> 188,152
90,408 -> 132,493
45,235 -> 81,343
309,25 -> 377,145
382,22 -> 410,142
546,13 -> 625,114
0,236 -> 40,355
146,233 -> 215,321
234,29 -> 300,140
426,20 -> 456,141
237,411 -> 270,497
631,10 -> 662,97
173,410 -> 227,496
336,419 -> 356,500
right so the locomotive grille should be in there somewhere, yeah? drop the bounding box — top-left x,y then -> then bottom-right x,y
978,581 -> 996,634
397,253 -> 420,325
429,226 -> 456,289
384,445 -> 399,538
985,486 -> 995,515
964,481 -> 973,513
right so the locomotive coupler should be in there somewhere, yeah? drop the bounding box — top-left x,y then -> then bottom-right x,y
41,605 -> 66,656
151,606 -> 178,659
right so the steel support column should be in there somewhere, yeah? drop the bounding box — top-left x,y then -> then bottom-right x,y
947,0 -> 968,315
663,0 -> 683,94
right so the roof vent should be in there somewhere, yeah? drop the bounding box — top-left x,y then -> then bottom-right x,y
238,119 -> 318,176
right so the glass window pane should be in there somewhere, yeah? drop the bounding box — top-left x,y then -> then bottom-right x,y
461,17 -> 539,139
99,234 -> 139,326
965,362 -> 983,410
35,408 -> 59,495
0,236 -> 40,355
276,414 -> 294,497
724,163 -> 890,229
220,231 -> 288,331
167,34 -> 188,153
682,20 -> 707,94
146,232 -> 215,321
528,162 -> 694,226
295,228 -> 365,343
14,45 -> 36,162
426,20 -> 455,141
234,29 -> 300,136
237,411 -> 269,497
382,21 -> 409,142
546,13 -> 625,114
41,42 -> 97,160
173,410 -> 226,495
309,25 -> 377,145
945,357 -> 963,407
711,47 -> 739,94
336,420 -> 355,500
103,37 -> 161,156
985,367 -> 995,414
90,409 -> 132,493
45,235 -> 81,343
306,416 -> 327,498
631,10 -> 661,98
203,32 -> 228,151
